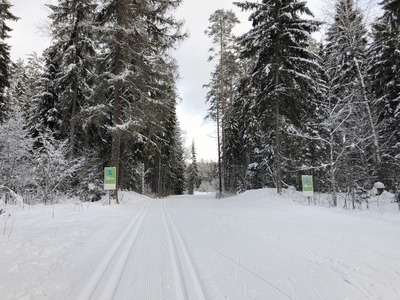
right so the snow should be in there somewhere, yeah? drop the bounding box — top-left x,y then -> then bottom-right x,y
1,189 -> 399,300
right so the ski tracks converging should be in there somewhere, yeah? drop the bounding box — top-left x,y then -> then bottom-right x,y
71,201 -> 151,300
161,199 -> 207,300
66,199 -> 207,300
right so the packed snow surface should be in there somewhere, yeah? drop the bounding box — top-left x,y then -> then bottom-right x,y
1,189 -> 399,300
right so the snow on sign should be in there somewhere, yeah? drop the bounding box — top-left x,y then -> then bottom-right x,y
302,175 -> 314,197
104,167 -> 116,190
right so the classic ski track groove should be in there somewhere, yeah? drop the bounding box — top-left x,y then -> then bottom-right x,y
75,201 -> 151,300
162,199 -> 207,300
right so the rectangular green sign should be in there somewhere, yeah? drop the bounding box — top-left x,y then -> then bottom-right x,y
104,167 -> 116,190
302,175 -> 314,196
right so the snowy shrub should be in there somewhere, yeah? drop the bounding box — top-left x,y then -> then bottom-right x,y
0,109 -> 34,195
395,184 -> 400,209
63,147 -> 105,202
32,131 -> 78,205
245,163 -> 261,190
0,186 -> 23,206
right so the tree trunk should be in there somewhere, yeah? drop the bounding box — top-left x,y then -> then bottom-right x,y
158,156 -> 162,197
217,101 -> 222,196
328,91 -> 338,207
69,81 -> 77,159
111,1 -> 124,204
69,19 -> 79,160
275,69 -> 282,194
141,163 -> 145,194
353,57 -> 382,182
330,134 -> 338,207
220,19 -> 226,194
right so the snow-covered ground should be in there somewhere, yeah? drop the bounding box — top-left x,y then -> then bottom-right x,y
1,189 -> 399,300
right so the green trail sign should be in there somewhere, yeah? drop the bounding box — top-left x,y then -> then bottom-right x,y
302,175 -> 314,197
104,167 -> 116,190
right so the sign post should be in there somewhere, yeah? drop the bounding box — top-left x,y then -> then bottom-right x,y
104,167 -> 116,204
302,175 -> 314,205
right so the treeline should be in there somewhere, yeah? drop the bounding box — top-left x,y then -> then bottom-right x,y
0,0 -> 188,202
205,0 -> 400,205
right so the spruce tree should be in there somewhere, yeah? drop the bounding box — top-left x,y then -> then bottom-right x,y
46,0 -> 97,159
95,0 -> 186,201
324,0 -> 378,204
187,140 -> 201,195
368,0 -> 400,189
27,46 -> 63,148
0,0 -> 18,122
9,54 -> 44,122
234,0 -> 322,194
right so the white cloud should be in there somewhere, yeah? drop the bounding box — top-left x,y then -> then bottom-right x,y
8,0 -> 52,62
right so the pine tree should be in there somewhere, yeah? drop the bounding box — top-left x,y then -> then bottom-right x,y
205,9 -> 240,195
0,0 -> 18,122
234,0 -> 322,194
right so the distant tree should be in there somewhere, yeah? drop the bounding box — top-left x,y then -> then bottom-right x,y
162,106 -> 186,196
9,59 -> 28,108
27,46 -> 63,148
198,159 -> 219,192
187,140 -> 201,195
126,95 -> 186,197
0,0 -> 19,122
9,53 -> 44,120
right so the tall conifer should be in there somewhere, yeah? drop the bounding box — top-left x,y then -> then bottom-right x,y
0,0 -> 18,122
369,0 -> 400,188
234,0 -> 322,194
96,0 -> 186,201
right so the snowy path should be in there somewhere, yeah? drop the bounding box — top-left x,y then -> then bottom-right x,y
1,189 -> 400,299
66,199 -> 207,300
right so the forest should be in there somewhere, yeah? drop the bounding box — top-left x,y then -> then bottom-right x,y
0,0 -> 399,207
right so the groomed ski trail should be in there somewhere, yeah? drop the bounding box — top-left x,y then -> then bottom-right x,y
162,199 -> 207,300
66,199 -> 207,300
71,201 -> 151,300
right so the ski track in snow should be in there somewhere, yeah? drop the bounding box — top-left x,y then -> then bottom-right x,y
162,199 -> 207,300
71,201 -> 151,300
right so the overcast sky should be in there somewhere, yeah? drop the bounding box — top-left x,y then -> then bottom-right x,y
8,0 -> 323,162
